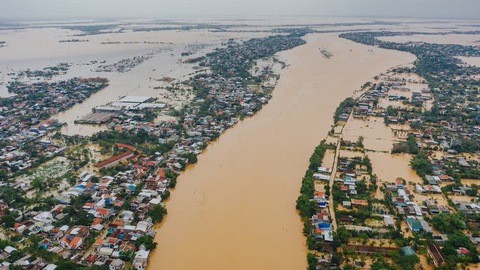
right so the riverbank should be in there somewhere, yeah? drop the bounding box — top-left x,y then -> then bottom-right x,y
148,33 -> 415,270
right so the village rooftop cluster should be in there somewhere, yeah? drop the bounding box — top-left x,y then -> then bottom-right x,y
0,77 -> 109,174
0,30 -> 309,269
300,30 -> 480,270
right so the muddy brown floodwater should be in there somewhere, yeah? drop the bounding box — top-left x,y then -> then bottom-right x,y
149,33 -> 416,270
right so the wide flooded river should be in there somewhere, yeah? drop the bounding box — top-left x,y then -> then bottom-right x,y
149,33 -> 415,270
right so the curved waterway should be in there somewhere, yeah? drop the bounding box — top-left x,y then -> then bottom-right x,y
149,33 -> 416,270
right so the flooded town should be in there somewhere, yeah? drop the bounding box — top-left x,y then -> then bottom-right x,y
0,1 -> 480,270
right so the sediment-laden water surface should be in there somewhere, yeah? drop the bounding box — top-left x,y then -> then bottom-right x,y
149,33 -> 416,270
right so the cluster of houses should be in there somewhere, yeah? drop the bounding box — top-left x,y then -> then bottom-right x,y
89,34 -> 308,175
3,142 -> 168,269
328,31 -> 480,269
0,136 -> 66,172
312,163 -> 373,242
0,32 -> 312,269
312,89 -> 479,269
16,63 -> 71,80
454,201 -> 480,215
350,72 -> 480,159
198,33 -> 305,79
0,244 -> 58,269
347,72 -> 478,158
94,51 -> 160,73
0,77 -> 108,173
349,75 -> 432,124
385,176 -> 452,221
312,166 -> 334,243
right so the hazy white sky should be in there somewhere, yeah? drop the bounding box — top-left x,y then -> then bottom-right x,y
2,0 -> 480,21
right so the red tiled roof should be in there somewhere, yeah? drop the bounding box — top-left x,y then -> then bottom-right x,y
95,151 -> 133,168
157,168 -> 166,179
62,236 -> 83,249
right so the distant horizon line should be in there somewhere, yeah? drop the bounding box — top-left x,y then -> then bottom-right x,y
1,14 -> 479,25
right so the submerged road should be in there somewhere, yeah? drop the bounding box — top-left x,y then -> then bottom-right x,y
329,136 -> 342,230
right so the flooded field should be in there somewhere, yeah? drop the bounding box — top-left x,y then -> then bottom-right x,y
368,152 -> 422,183
462,178 -> 480,186
342,115 -> 422,185
148,33 -> 415,270
342,117 -> 404,152
459,56 -> 480,67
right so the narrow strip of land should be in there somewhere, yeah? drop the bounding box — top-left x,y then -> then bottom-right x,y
328,137 -> 341,230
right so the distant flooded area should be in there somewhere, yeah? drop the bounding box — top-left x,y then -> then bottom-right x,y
4,17 -> 480,270
379,33 -> 480,46
459,56 -> 480,67
0,28 -> 268,135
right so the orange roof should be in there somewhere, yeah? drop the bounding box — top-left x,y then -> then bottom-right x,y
67,236 -> 83,249
94,238 -> 103,246
439,175 -> 452,180
114,202 -> 124,207
352,199 -> 369,206
111,220 -> 124,227
95,151 -> 133,168
52,205 -> 65,213
71,237 -> 82,247
92,218 -> 103,226
157,168 -> 166,179
146,161 -> 156,166
96,208 -> 110,216
117,143 -> 136,151
106,237 -> 117,244
84,202 -> 94,208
